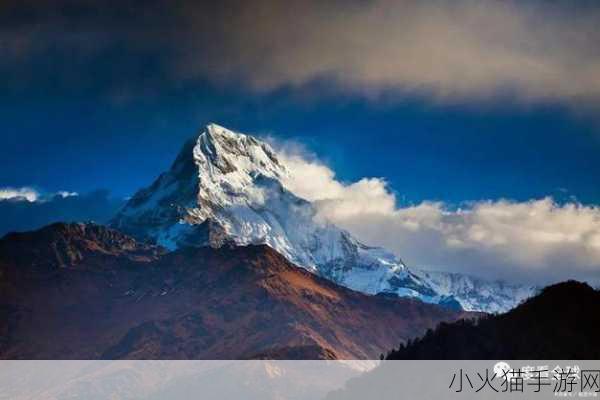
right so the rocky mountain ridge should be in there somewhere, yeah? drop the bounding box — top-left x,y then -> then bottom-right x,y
0,223 -> 470,359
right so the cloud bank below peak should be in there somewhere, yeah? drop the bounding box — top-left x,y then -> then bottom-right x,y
278,149 -> 600,286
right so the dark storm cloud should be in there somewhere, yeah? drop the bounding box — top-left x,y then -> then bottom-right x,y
2,0 -> 600,102
0,0 -> 181,97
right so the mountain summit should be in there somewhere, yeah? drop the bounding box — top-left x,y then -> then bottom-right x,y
112,124 -> 535,312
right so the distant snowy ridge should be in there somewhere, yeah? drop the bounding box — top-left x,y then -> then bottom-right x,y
411,269 -> 537,313
112,123 -> 536,312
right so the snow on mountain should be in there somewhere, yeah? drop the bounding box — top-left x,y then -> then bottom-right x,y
112,123 -> 535,312
410,269 -> 537,313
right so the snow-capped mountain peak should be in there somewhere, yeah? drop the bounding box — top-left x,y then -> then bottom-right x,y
112,124 -> 535,312
191,123 -> 289,218
197,123 -> 288,183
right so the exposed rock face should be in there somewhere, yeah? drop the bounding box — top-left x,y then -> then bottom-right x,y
0,222 -> 164,270
111,123 -> 536,312
0,223 -> 470,359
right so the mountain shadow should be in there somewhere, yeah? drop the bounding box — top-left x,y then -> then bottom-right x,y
386,280 -> 600,359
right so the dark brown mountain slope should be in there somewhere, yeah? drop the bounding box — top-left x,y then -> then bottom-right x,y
0,223 -> 471,359
386,280 -> 600,359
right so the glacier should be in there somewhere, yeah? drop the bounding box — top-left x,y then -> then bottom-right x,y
112,123 -> 536,312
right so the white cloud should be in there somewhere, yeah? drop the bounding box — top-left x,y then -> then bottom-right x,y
56,191 -> 78,198
281,153 -> 396,217
0,187 -> 40,202
278,150 -> 600,285
0,187 -> 78,203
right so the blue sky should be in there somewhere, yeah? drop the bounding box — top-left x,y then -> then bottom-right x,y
1,85 -> 599,206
